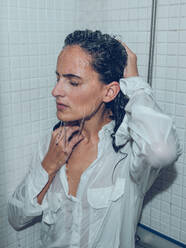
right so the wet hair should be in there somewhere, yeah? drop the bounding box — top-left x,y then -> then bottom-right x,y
63,29 -> 129,152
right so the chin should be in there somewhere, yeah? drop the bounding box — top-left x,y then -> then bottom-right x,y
56,111 -> 82,123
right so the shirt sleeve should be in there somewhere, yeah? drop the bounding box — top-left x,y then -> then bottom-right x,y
119,77 -> 182,194
8,135 -> 50,230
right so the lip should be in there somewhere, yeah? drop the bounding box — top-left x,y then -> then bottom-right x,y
56,101 -> 68,106
56,102 -> 69,110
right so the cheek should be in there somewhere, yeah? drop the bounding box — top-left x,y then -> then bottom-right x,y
76,88 -> 100,104
69,92 -> 87,107
70,88 -> 94,104
75,92 -> 102,116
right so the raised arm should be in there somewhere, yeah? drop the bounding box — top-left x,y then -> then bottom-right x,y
116,44 -> 181,193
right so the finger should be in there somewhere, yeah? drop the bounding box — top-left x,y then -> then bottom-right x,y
67,134 -> 84,153
55,124 -> 78,143
50,131 -> 58,146
55,127 -> 65,145
120,41 -> 129,50
78,118 -> 85,137
120,41 -> 137,59
56,134 -> 84,163
55,125 -> 80,147
118,40 -> 130,53
52,127 -> 62,140
52,126 -> 64,146
64,125 -> 81,142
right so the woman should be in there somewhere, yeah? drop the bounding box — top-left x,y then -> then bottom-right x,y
8,30 -> 181,248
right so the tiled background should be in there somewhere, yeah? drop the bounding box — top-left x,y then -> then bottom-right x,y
0,0 -> 185,247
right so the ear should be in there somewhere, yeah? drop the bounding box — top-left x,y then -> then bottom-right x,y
103,81 -> 120,103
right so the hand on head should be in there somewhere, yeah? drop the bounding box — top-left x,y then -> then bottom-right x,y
120,42 -> 139,78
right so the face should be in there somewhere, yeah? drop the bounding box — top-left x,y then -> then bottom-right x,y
52,45 -> 106,123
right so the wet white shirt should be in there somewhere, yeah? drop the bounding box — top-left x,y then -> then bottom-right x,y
8,77 -> 181,248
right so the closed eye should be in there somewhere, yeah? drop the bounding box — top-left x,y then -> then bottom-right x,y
55,71 -> 81,86
70,81 -> 79,87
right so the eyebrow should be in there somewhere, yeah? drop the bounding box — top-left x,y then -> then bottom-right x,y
55,71 -> 82,80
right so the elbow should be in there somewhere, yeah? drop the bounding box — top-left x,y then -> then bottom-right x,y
147,141 -> 181,169
8,216 -> 23,231
8,204 -> 24,231
7,200 -> 34,231
8,209 -> 37,231
8,208 -> 24,231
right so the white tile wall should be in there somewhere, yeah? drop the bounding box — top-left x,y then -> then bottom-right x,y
148,1 -> 186,243
1,0 -> 186,247
76,0 -> 151,79
0,0 -> 77,247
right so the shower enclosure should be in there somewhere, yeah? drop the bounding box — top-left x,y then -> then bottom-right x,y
0,0 -> 185,247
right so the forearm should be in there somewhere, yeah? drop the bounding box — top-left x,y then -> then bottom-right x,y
8,158 -> 50,230
120,77 -> 181,167
8,175 -> 44,230
37,174 -> 55,204
117,77 -> 181,194
117,44 -> 181,193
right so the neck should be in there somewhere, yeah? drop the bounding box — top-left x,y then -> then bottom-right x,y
81,105 -> 112,143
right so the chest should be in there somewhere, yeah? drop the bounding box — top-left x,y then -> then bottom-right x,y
66,142 -> 98,196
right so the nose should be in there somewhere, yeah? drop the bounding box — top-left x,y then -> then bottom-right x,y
52,79 -> 65,97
